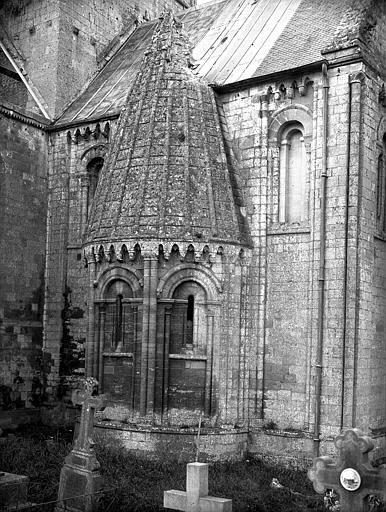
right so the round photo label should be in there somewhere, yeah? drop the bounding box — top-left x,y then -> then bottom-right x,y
340,468 -> 361,491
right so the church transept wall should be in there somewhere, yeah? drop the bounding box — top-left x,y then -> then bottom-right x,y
0,113 -> 47,410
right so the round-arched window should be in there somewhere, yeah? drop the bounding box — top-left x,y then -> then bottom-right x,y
87,157 -> 104,214
279,123 -> 307,224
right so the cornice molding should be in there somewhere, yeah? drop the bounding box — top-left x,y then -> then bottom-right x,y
0,103 -> 49,130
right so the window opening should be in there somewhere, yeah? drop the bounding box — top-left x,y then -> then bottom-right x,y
113,294 -> 123,349
279,125 -> 307,224
87,157 -> 104,214
186,295 -> 194,347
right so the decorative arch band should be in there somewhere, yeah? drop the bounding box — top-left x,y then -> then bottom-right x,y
157,263 -> 222,301
95,265 -> 143,299
268,104 -> 313,142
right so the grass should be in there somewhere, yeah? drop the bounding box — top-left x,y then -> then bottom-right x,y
0,424 -> 326,511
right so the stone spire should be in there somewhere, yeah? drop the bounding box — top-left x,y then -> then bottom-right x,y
85,12 -> 245,247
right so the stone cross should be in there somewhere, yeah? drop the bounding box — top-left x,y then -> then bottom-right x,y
72,381 -> 106,453
164,462 -> 232,512
308,428 -> 386,512
56,378 -> 106,512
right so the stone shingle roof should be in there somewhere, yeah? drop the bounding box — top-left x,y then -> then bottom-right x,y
56,0 -> 370,125
85,12 -> 246,247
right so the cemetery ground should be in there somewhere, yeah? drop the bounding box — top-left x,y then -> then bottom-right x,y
0,424 -> 330,512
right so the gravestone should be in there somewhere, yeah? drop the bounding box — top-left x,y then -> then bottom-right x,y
164,462 -> 232,512
0,471 -> 32,510
308,428 -> 386,512
56,378 -> 106,512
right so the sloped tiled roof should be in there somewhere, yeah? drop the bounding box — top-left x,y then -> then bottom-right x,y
56,0 -> 365,125
85,13 -> 246,247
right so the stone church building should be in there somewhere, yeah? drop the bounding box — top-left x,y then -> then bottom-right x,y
1,0 -> 386,460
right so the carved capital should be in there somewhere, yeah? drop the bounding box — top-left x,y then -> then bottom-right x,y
349,71 -> 365,85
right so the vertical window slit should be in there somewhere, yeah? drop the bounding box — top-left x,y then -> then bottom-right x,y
186,295 -> 194,346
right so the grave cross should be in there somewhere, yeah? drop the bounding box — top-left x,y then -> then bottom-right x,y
164,462 -> 232,512
56,378 -> 106,512
72,378 -> 106,453
308,428 -> 386,512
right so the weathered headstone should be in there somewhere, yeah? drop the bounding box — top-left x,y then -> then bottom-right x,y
56,378 -> 106,512
164,462 -> 232,512
308,428 -> 386,512
0,471 -> 32,510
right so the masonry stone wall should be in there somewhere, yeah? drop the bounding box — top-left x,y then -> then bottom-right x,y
0,0 -> 191,117
318,63 -> 358,438
79,242 -> 248,427
217,60 -> 385,444
220,77 -> 319,432
0,113 -> 47,409
0,53 -> 29,110
44,54 -> 386,456
354,66 -> 386,437
0,0 -> 60,116
44,121 -> 115,393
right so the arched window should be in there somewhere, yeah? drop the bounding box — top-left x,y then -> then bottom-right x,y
103,279 -> 133,351
170,281 -> 206,354
186,295 -> 194,347
166,280 -> 209,414
96,277 -> 141,405
279,123 -> 307,224
80,156 -> 104,236
87,157 -> 104,214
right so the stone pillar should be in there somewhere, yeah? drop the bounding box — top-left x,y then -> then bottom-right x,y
146,257 -> 158,412
140,257 -> 151,415
163,304 -> 172,415
86,259 -> 97,378
131,304 -> 138,409
341,72 -> 365,428
204,311 -> 214,416
97,304 -> 106,388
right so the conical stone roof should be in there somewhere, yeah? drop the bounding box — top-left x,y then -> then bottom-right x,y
85,12 -> 245,247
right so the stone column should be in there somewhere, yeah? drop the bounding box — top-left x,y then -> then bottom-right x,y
341,72 -> 365,428
140,257 -> 151,415
146,257 -> 158,412
131,305 -> 138,409
205,311 -> 214,416
86,259 -> 97,378
97,304 -> 106,388
163,304 -> 172,415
